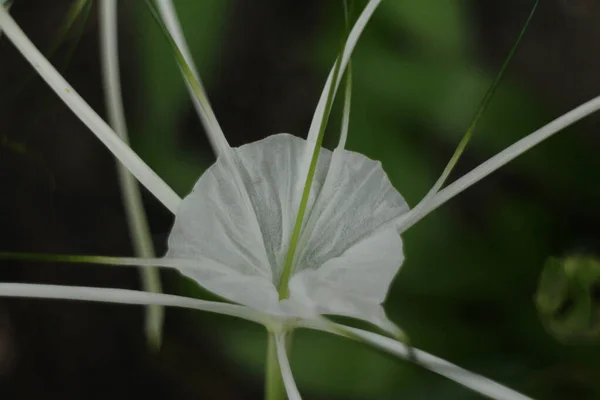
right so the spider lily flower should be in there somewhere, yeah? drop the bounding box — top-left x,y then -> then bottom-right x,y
1,1 -> 599,399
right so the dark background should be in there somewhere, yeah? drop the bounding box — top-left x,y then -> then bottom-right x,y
1,0 -> 600,399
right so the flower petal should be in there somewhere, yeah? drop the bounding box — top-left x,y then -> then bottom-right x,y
0,251 -> 282,316
345,326 -> 533,400
274,333 -> 303,400
146,1 -> 270,264
168,133 -> 408,318
302,321 -> 533,400
291,277 -> 401,336
289,225 -> 404,335
0,7 -> 181,214
293,147 -> 408,288
168,134 -> 329,285
135,257 -> 281,316
155,0 -> 229,156
307,0 -> 381,145
400,94 -> 600,232
0,283 -> 267,324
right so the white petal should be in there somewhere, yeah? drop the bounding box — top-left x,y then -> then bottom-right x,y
347,326 -> 533,400
0,283 -> 266,324
168,134 -> 408,319
338,61 -> 352,150
168,134 -> 329,285
160,257 -> 282,315
155,0 -> 229,156
292,148 -> 408,296
289,225 -> 405,335
274,333 -> 303,400
286,147 -> 407,332
3,252 -> 283,317
0,7 -> 181,214
400,94 -> 600,232
301,321 -> 533,400
307,0 -> 381,145
110,255 -> 282,315
290,271 -> 401,335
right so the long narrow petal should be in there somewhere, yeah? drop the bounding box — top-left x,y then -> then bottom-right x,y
0,251 -> 281,317
274,333 -> 303,400
300,321 -> 533,400
306,0 -> 381,144
337,0 -> 354,150
396,1 -> 538,233
338,61 -> 352,150
0,283 -> 267,324
155,0 -> 229,156
281,2 -> 381,289
144,1 -> 268,262
0,6 -> 182,214
0,251 -> 231,274
398,94 -> 600,232
99,0 -> 163,349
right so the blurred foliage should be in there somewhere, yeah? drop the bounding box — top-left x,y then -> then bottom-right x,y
536,254 -> 600,343
126,1 -> 600,399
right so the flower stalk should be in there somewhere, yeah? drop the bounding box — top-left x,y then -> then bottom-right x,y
265,334 -> 286,400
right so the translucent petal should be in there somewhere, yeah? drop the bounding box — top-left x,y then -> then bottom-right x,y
168,134 -> 408,319
167,256 -> 282,315
289,146 -> 408,330
295,149 -> 408,275
168,134 -> 330,285
289,225 -> 404,335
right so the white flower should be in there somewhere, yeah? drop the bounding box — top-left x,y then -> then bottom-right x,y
167,132 -> 408,335
1,1 -> 600,399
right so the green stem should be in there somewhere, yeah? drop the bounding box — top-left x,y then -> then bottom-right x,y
265,333 -> 285,400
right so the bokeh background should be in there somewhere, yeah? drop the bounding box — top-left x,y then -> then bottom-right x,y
1,0 -> 600,399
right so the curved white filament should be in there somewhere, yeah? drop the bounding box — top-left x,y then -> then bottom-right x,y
152,1 -> 269,269
300,320 -> 533,400
1,254 -> 240,276
0,283 -> 267,324
338,62 -> 352,150
398,94 -> 600,233
306,0 -> 381,145
0,7 -> 182,214
155,0 -> 229,156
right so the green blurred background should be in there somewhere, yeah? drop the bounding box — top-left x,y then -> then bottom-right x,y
1,0 -> 600,399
